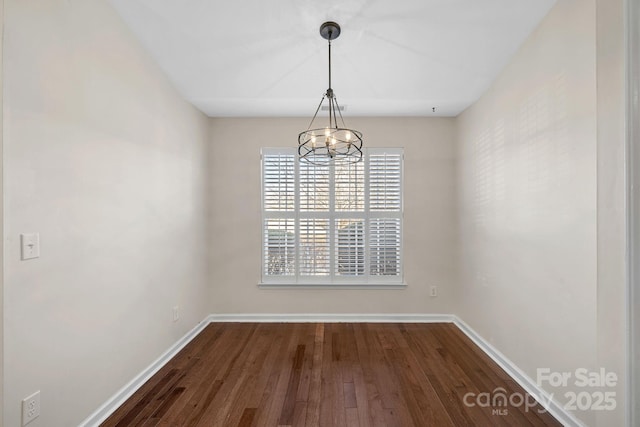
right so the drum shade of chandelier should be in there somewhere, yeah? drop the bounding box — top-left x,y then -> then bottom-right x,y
298,22 -> 363,165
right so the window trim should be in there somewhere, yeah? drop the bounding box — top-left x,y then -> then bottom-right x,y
260,147 -> 404,287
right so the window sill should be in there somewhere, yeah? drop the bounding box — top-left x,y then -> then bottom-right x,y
258,282 -> 407,290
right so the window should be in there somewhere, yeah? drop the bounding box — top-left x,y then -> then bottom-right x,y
261,147 -> 403,286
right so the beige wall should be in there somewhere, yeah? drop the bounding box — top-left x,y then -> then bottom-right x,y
595,0 -> 627,425
3,1 -> 210,426
208,117 -> 458,315
456,0 -> 600,424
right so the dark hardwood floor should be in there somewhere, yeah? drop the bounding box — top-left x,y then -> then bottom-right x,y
101,322 -> 562,427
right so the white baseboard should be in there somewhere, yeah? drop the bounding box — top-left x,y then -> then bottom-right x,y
453,316 -> 585,427
79,313 -> 581,427
77,318 -> 211,427
206,313 -> 455,323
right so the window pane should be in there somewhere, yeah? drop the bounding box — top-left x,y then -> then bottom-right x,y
264,219 -> 295,276
263,154 -> 295,211
336,219 -> 365,276
299,219 -> 330,275
300,161 -> 329,212
370,218 -> 401,276
370,153 -> 402,211
335,161 -> 364,212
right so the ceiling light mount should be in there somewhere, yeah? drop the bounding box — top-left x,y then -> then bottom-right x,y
298,21 -> 363,165
319,21 -> 341,41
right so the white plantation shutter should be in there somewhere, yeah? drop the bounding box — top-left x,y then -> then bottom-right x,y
262,150 -> 296,281
264,219 -> 295,276
368,148 -> 402,278
369,218 -> 401,276
300,162 -> 329,212
370,151 -> 402,211
299,219 -> 330,275
263,152 -> 295,211
335,161 -> 365,212
336,219 -> 365,276
261,147 -> 403,285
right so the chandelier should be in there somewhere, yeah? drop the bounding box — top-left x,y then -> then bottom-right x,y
298,21 -> 363,165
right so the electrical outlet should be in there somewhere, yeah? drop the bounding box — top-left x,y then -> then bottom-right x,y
430,286 -> 438,297
22,391 -> 40,425
172,306 -> 179,322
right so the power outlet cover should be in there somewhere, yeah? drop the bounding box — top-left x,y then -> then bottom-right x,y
22,390 -> 40,425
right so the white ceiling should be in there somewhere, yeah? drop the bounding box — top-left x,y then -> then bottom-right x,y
108,0 -> 556,117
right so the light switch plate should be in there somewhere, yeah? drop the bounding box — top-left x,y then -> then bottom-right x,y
21,233 -> 40,260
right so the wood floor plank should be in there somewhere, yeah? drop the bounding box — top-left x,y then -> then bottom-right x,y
218,326 -> 278,426
102,324 -> 225,427
279,344 -> 306,425
237,407 -> 257,427
101,323 -> 563,427
294,330 -> 314,403
157,326 -> 239,425
366,399 -> 387,427
360,324 -> 401,410
370,325 -> 416,426
319,324 -> 346,427
260,324 -> 305,427
351,323 -> 378,427
408,325 -> 496,426
170,326 -> 256,426
292,401 -> 307,427
343,382 -> 357,409
247,325 -> 289,422
302,323 -> 323,427
386,324 -> 456,426
107,369 -> 180,427
345,407 -> 360,427
196,324 -> 261,426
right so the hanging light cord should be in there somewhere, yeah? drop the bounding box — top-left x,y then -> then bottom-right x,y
328,36 -> 332,91
328,34 -> 334,129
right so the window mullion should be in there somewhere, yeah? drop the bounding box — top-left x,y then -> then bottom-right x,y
295,154 -> 300,282
364,150 -> 371,282
261,151 -> 266,282
329,163 -> 336,282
